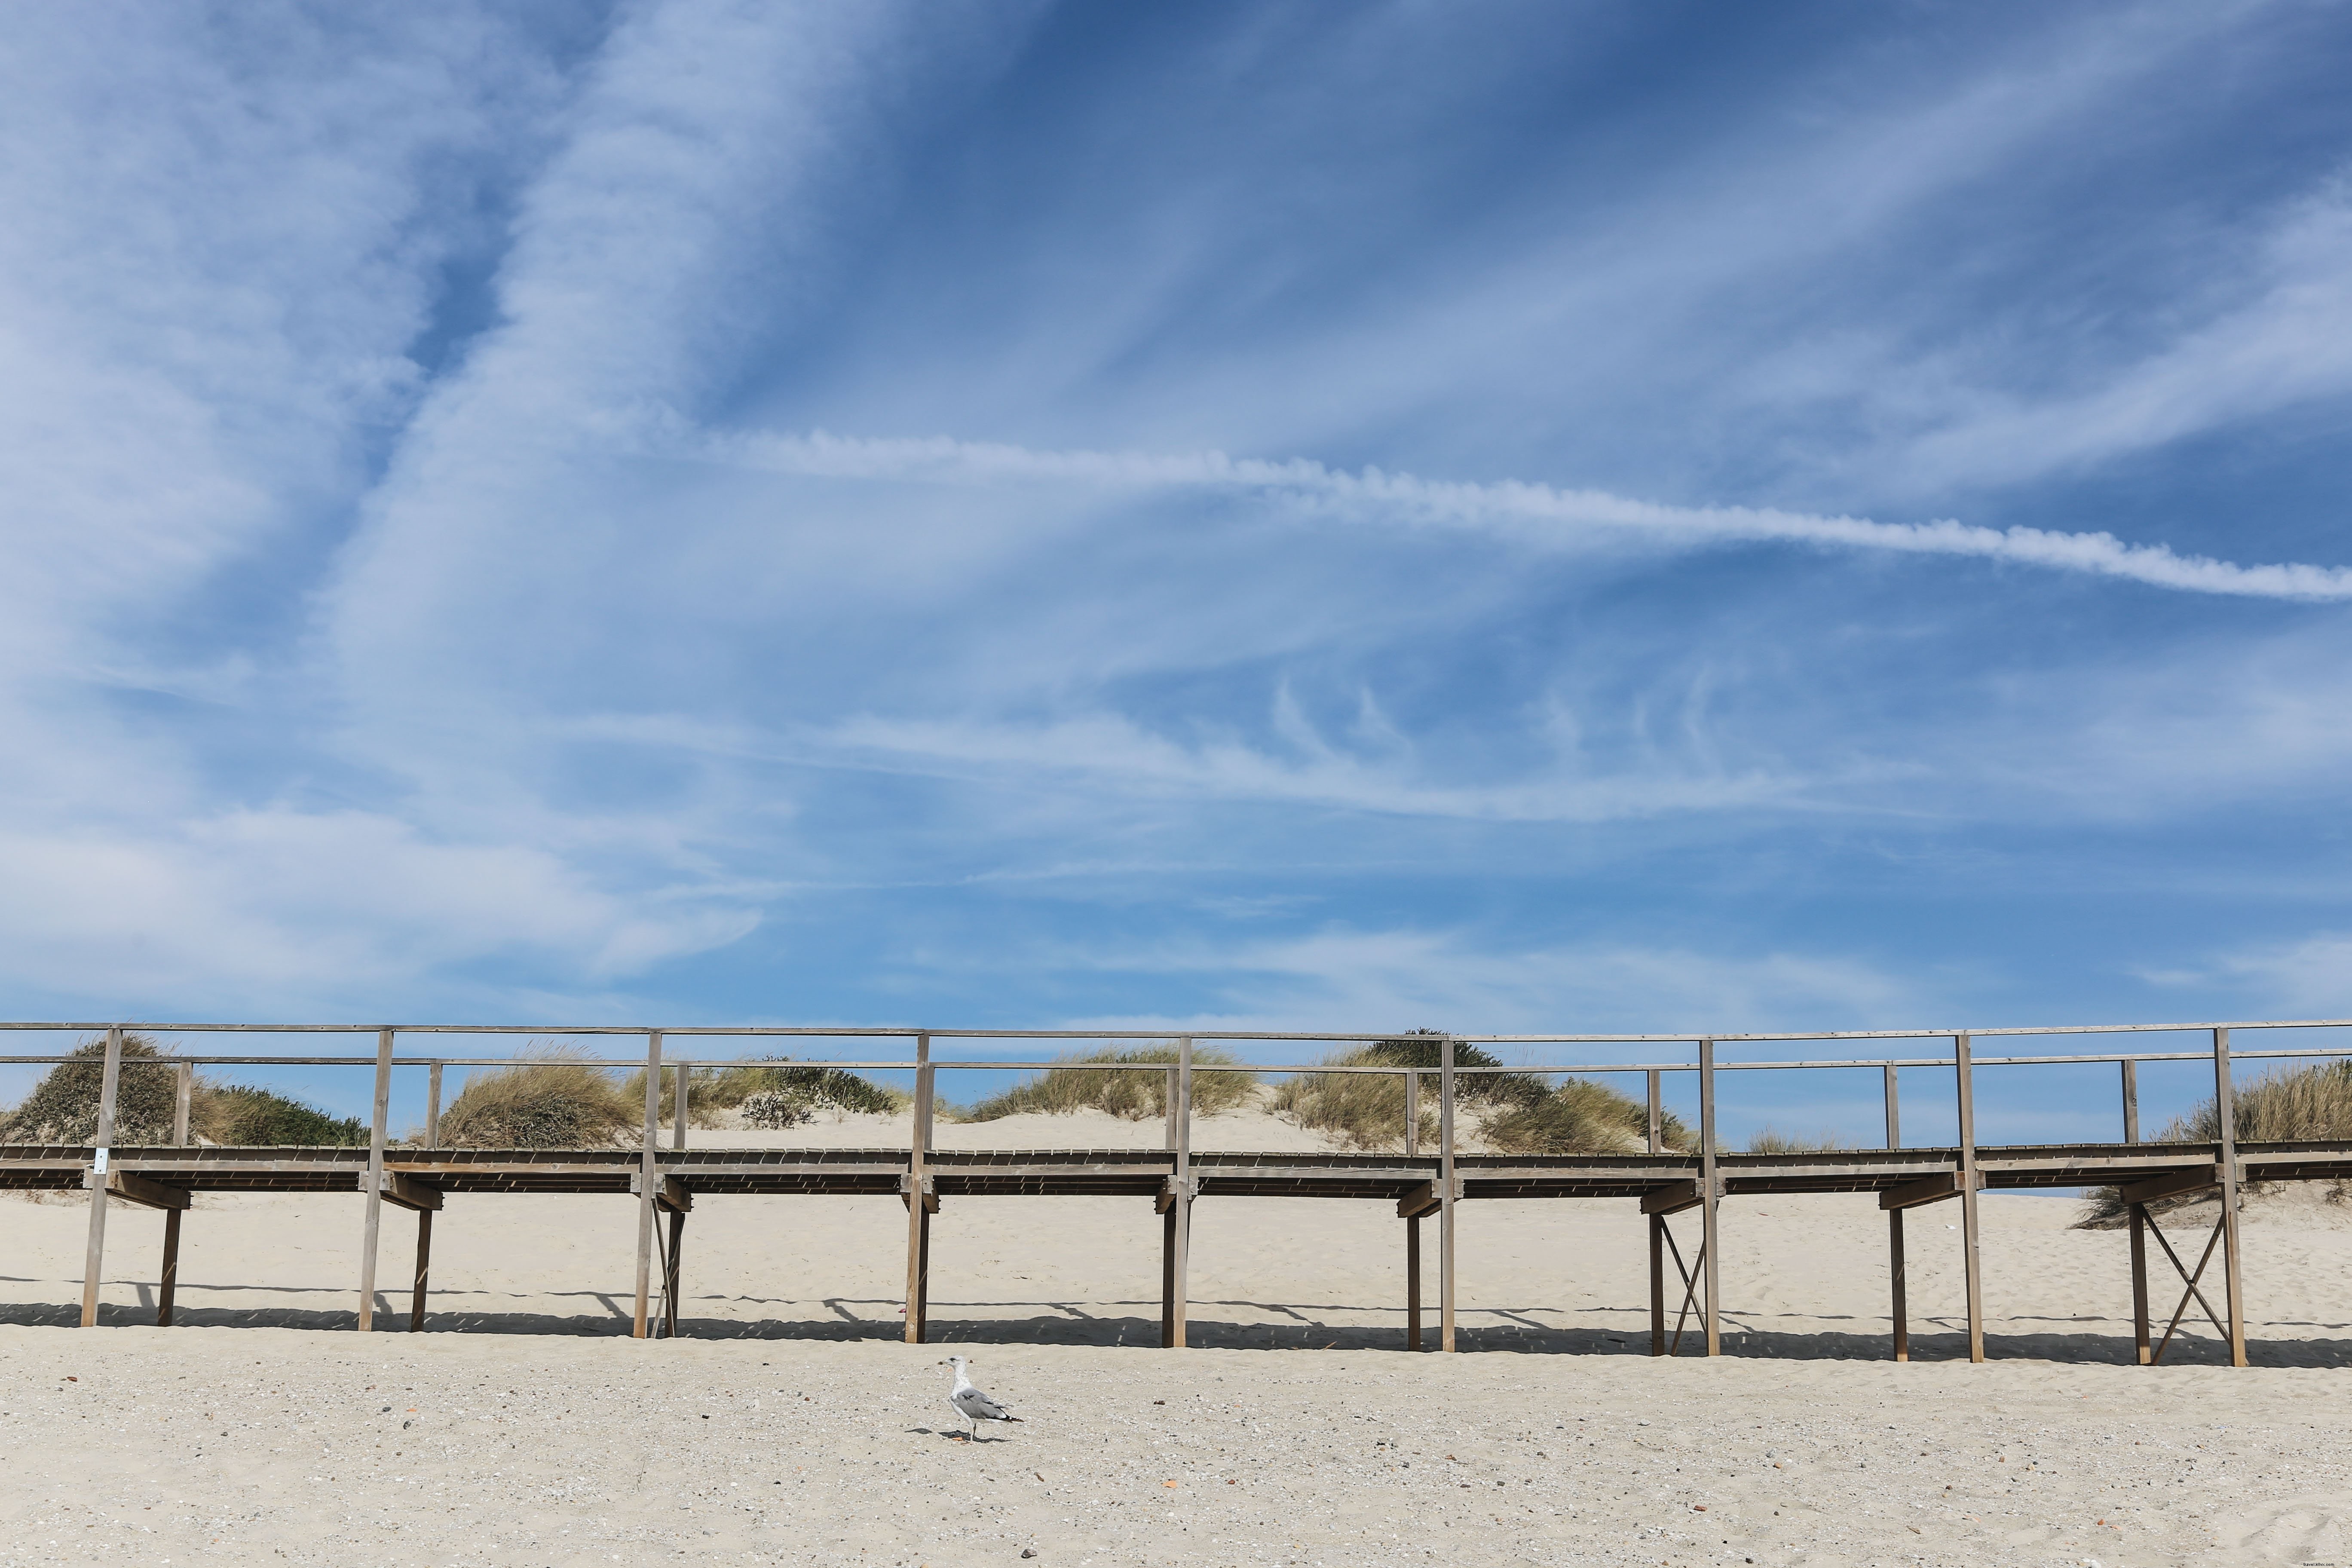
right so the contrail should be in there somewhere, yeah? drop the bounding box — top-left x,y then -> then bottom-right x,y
677,425 -> 2352,603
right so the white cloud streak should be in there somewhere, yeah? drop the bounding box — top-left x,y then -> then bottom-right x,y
681,425 -> 2352,602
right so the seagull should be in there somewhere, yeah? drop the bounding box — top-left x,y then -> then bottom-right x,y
938,1356 -> 1023,1442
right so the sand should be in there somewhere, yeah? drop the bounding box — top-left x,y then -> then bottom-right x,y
6,1107 -> 2352,1564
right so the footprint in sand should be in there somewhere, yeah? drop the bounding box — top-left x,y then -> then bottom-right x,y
2213,1498 -> 2352,1565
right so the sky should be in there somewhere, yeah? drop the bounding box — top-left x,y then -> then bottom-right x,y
4,1 -> 2352,1136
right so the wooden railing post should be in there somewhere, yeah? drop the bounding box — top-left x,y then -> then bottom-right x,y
1404,1066 -> 1422,1351
2214,1027 -> 2248,1366
1438,1035 -> 1457,1352
1165,1038 -> 1193,1348
172,1062 -> 192,1145
2121,1058 -> 2139,1144
672,1062 -> 689,1151
903,1033 -> 934,1344
1699,1038 -> 1720,1357
426,1062 -> 444,1146
1956,1033 -> 1984,1363
356,1029 -> 393,1330
1886,1060 -> 1907,1362
632,1031 -> 662,1338
79,1025 -> 124,1328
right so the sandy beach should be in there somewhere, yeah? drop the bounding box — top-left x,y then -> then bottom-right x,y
6,1108 -> 2352,1564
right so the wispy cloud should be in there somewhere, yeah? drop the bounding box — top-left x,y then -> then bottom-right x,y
677,424 -> 2352,601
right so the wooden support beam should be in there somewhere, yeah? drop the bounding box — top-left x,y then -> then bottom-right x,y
899,1172 -> 938,1214
157,1209 -> 181,1327
1648,1215 -> 1666,1356
173,1063 -> 193,1147
1166,1038 -> 1192,1349
2115,1164 -> 2223,1208
2121,1058 -> 2140,1144
632,1171 -> 693,1213
1699,1038 -> 1720,1357
80,1024 -> 124,1329
1439,1035 -> 1456,1353
426,1062 -> 443,1147
2128,1205 -> 2152,1365
1641,1179 -> 1705,1217
356,1028 -> 393,1332
663,1208 -> 686,1338
672,1062 -> 689,1152
903,1034 -> 933,1345
1405,1068 -> 1421,1352
1878,1170 -> 1974,1211
1955,1032 -> 1984,1364
104,1170 -> 191,1210
1396,1180 -> 1444,1220
409,1210 -> 432,1333
377,1170 -> 444,1213
632,1030 -> 661,1339
1888,1210 -> 1908,1363
2214,1026 -> 2248,1367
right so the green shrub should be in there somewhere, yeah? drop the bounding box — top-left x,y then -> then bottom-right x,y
1276,1033 -> 1686,1154
437,1047 -> 639,1148
960,1045 -> 1256,1123
1485,1077 -> 1692,1155
0,1034 -> 182,1144
620,1057 -> 906,1126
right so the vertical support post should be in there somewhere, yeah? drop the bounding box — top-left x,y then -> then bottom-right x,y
2213,1026 -> 2247,1367
1439,1035 -> 1457,1353
2121,1059 -> 2139,1144
1700,1039 -> 1720,1357
672,1062 -> 688,1151
1646,1069 -> 1663,1154
664,1207 -> 687,1338
1404,1068 -> 1421,1351
357,1028 -> 392,1332
1648,1215 -> 1666,1356
1164,1067 -> 1179,1151
903,1033 -> 933,1345
2128,1204 -> 2152,1364
1888,1210 -> 1908,1362
410,1211 -> 433,1332
1955,1032 -> 1984,1364
79,1025 -> 125,1328
1883,1064 -> 1901,1149
1163,1038 -> 1193,1348
632,1031 -> 662,1339
426,1063 -> 443,1146
172,1063 -> 192,1146
157,1209 -> 181,1327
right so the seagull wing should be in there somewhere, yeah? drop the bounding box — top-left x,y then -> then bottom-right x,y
952,1384 -> 1016,1422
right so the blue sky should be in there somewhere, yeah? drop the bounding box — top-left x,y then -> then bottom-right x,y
4,1 -> 2352,1133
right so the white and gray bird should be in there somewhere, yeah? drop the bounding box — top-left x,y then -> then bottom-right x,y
938,1356 -> 1023,1442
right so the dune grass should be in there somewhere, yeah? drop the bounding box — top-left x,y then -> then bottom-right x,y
1274,1034 -> 1692,1154
1743,1127 -> 1853,1154
2080,1058 -> 2352,1223
619,1057 -> 907,1129
959,1044 -> 1256,1123
436,1047 -> 640,1148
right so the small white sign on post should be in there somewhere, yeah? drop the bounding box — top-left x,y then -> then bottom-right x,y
92,1148 -> 110,1175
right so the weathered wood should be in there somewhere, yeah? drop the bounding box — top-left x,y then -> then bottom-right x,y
1954,1032 -> 1984,1364
377,1170 -> 444,1212
105,1170 -> 191,1209
903,1034 -> 933,1345
632,1030 -> 662,1339
1396,1180 -> 1444,1220
2121,1058 -> 2139,1144
1877,1170 -> 1973,1211
1166,1038 -> 1193,1348
1641,1179 -> 1705,1217
1883,1063 -> 1900,1149
663,1208 -> 686,1338
2115,1164 -> 2221,1207
151,1204 -> 182,1326
356,1029 -> 393,1332
409,1210 -> 432,1332
1646,1069 -> 1662,1154
2128,1204 -> 2152,1365
426,1062 -> 443,1146
1699,1038 -> 1719,1357
1647,1215 -> 1666,1355
900,1172 -> 939,1214
1438,1035 -> 1457,1353
173,1063 -> 193,1146
2213,1026 -> 2247,1366
80,1025 -> 124,1328
1405,1067 -> 1421,1351
672,1063 -> 688,1152
1888,1210 -> 1908,1362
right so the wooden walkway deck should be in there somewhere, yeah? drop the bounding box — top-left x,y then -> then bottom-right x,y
9,1018 -> 2352,1363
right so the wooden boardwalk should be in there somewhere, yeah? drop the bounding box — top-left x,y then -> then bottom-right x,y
7,1019 -> 2351,1363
